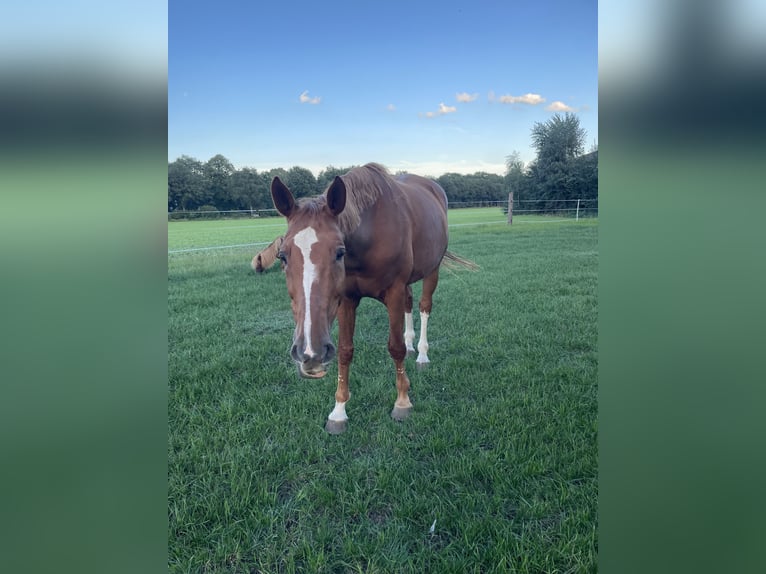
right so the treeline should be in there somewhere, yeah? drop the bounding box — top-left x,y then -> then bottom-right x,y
167,157 -> 510,214
168,158 -> 343,213
505,113 -> 598,213
168,113 -> 597,215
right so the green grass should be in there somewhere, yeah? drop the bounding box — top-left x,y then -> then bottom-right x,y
169,210 -> 598,573
167,208 -> 582,252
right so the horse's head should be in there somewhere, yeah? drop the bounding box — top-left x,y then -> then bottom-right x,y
271,176 -> 347,379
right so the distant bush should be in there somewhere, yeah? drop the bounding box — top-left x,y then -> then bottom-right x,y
193,205 -> 220,219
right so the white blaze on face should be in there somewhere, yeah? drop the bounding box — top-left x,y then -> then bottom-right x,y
293,226 -> 319,357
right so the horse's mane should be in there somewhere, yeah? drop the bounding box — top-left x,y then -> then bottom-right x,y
335,163 -> 393,234
296,163 -> 393,235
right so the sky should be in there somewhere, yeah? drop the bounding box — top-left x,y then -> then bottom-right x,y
169,0 -> 597,177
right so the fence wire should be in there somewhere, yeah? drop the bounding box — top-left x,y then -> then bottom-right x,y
168,199 -> 598,220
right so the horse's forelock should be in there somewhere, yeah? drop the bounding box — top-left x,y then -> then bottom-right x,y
296,196 -> 327,215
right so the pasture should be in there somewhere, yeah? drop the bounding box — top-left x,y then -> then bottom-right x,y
168,209 -> 598,573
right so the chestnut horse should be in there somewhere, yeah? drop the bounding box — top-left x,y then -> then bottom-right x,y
251,235 -> 284,273
271,163 -> 450,434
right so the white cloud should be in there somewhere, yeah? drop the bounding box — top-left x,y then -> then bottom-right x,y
496,92 -> 545,105
456,92 -> 479,103
421,102 -> 458,118
386,103 -> 396,111
299,90 -> 321,104
546,101 -> 575,112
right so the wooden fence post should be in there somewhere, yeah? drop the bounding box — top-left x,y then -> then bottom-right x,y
507,192 -> 513,225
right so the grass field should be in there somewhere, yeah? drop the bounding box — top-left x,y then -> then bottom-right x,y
168,208 -> 598,573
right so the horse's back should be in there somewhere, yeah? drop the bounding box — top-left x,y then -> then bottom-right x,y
394,174 -> 449,282
395,173 -> 448,212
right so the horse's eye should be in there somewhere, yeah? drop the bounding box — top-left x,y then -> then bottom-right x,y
336,247 -> 346,261
277,251 -> 286,263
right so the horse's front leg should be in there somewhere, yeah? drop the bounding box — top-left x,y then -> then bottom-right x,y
325,296 -> 359,434
385,283 -> 413,421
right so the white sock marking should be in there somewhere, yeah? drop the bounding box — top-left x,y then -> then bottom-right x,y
417,311 -> 430,363
328,401 -> 348,422
404,311 -> 415,352
294,227 -> 318,357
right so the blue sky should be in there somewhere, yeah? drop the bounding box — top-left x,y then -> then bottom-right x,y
169,0 -> 597,177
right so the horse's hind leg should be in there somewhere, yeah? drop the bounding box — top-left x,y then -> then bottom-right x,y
385,282 -> 413,421
416,267 -> 440,368
404,284 -> 416,356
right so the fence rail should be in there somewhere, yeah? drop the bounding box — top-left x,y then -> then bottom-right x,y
168,208 -> 280,220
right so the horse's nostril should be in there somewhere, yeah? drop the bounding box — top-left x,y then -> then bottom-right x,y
291,338 -> 334,366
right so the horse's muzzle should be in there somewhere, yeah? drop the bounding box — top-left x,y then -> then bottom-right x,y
291,341 -> 336,379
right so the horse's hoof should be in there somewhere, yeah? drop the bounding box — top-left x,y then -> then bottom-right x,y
325,419 -> 347,434
391,406 -> 413,421
416,360 -> 429,371
406,348 -> 416,358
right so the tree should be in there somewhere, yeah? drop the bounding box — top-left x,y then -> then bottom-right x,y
285,166 -> 318,199
525,113 -> 592,211
316,165 -> 357,192
505,151 -> 524,175
504,150 -> 526,196
569,149 -> 598,202
265,167 -> 289,192
437,173 -> 469,203
468,172 -> 506,203
437,172 -> 506,205
229,167 -> 271,210
530,112 -> 586,165
204,154 -> 235,210
168,155 -> 207,211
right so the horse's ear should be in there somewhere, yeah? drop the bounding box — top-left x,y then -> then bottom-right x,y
271,177 -> 295,217
326,176 -> 346,216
